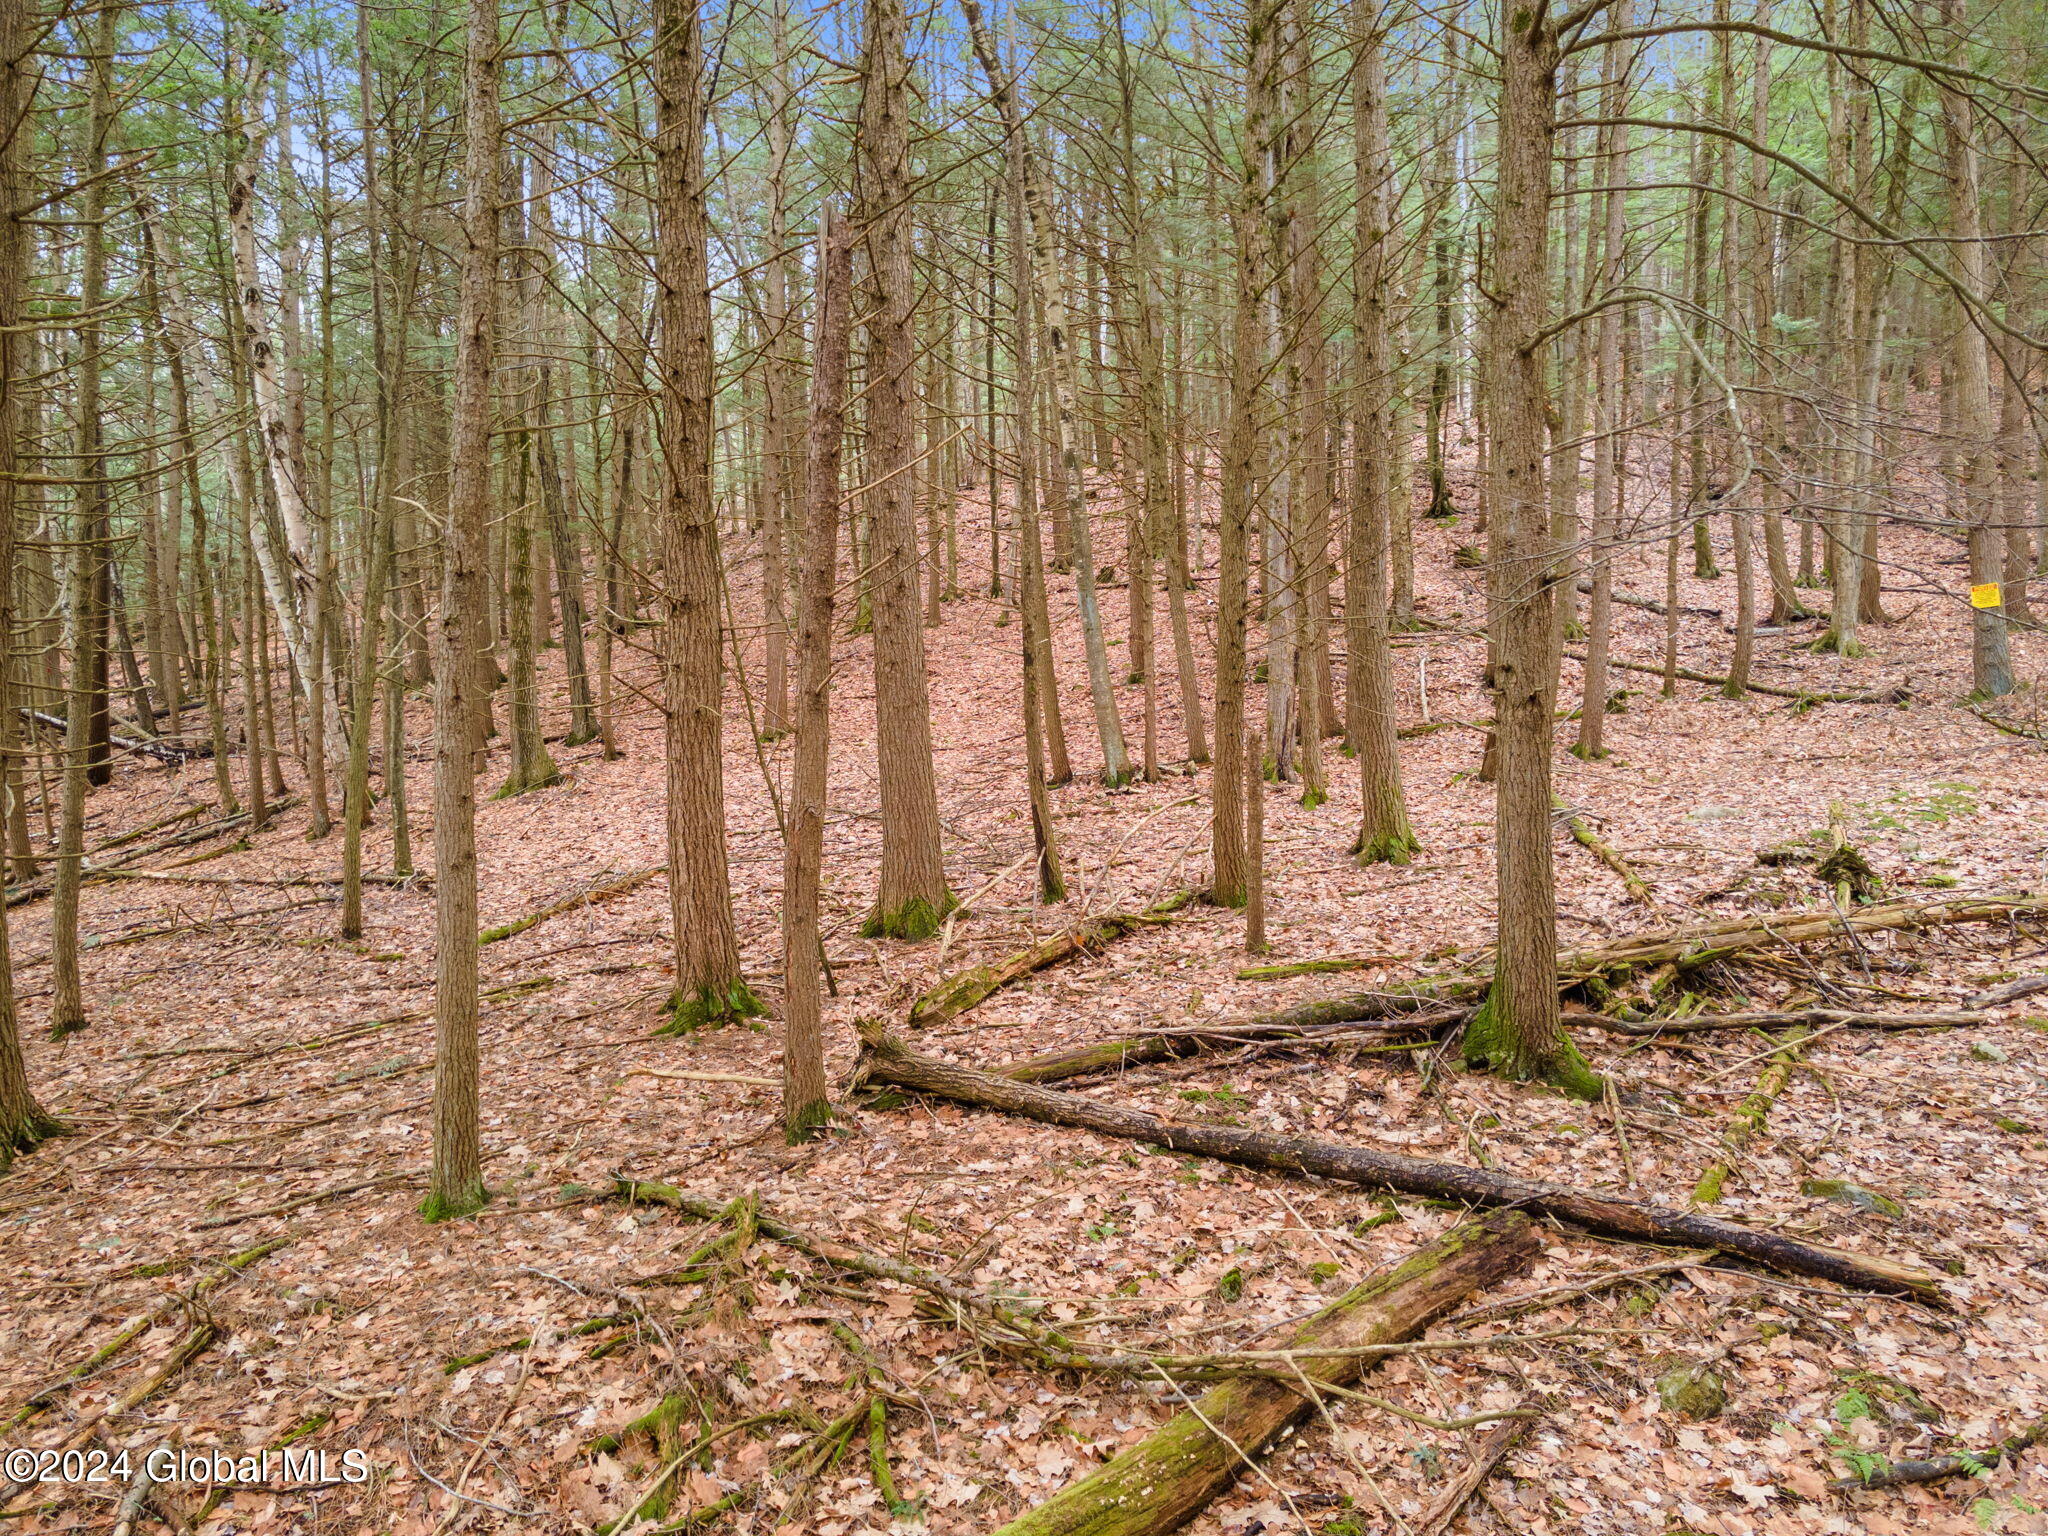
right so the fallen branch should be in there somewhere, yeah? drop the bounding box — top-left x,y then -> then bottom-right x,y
4,804 -> 289,909
1832,1408 -> 2048,1490
478,866 -> 660,945
1562,649 -> 1907,705
1691,1026 -> 1809,1204
192,1172 -> 410,1231
2,1236 -> 292,1431
1237,954 -> 1406,980
1554,794 -> 1658,908
987,1213 -> 1539,1536
908,890 -> 1192,1027
1412,1415 -> 1537,1536
855,1028 -> 1947,1303
992,1005 -> 1464,1086
1565,1007 -> 1984,1037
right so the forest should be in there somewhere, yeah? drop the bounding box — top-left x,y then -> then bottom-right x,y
3,0 -> 2048,1528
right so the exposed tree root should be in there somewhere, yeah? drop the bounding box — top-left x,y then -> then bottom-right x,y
908,890 -> 1192,1027
985,1213 -> 1538,1536
853,1027 -> 1949,1303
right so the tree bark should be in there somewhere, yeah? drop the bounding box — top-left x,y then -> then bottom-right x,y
988,1214 -> 1540,1536
858,1030 -> 1946,1303
655,0 -> 758,1022
782,207 -> 853,1144
858,0 -> 955,937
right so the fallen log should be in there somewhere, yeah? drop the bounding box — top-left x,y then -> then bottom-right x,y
19,706 -> 201,762
994,1005 -> 1465,1086
1574,578 -> 1722,620
1691,1026 -> 1809,1204
1963,972 -> 2048,1010
1553,794 -> 1657,908
908,891 -> 1192,1027
856,1028 -> 1947,1304
1561,650 -> 1907,705
1270,892 -> 2044,1020
478,866 -> 660,945
1832,1407 -> 2048,1490
987,1213 -> 1538,1536
1567,1007 -> 1984,1037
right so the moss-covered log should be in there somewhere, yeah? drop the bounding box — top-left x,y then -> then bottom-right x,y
1692,1026 -> 1809,1204
987,1213 -> 1538,1536
908,891 -> 1191,1027
1247,892 -> 2045,1023
855,1029 -> 1947,1303
479,865 -> 660,945
1553,793 -> 1657,908
994,1003 -> 1465,1085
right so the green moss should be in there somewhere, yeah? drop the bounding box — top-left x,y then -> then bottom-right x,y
0,1104 -> 69,1169
492,759 -> 563,798
1808,630 -> 1869,659
1461,989 -> 1605,1101
46,1015 -> 88,1042
419,1179 -> 490,1223
1657,1361 -> 1727,1419
785,1096 -> 834,1145
658,978 -> 769,1035
1354,827 -> 1420,867
859,891 -> 959,941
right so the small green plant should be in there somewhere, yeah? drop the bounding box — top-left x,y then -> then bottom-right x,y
1216,1266 -> 1245,1302
1832,1389 -> 1875,1424
1823,1431 -> 1890,1486
1866,780 -> 1980,830
1179,1084 -> 1250,1109
1308,1261 -> 1342,1283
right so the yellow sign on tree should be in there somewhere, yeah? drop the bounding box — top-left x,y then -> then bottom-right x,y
1971,583 -> 2003,609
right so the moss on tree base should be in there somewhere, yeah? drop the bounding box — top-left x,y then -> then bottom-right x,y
46,1015 -> 87,1042
658,979 -> 769,1035
785,1096 -> 834,1145
493,762 -> 563,799
1461,989 -> 1605,1101
859,892 -> 958,942
1808,629 -> 1869,659
419,1180 -> 490,1223
1354,827 -> 1420,868
0,1105 -> 69,1169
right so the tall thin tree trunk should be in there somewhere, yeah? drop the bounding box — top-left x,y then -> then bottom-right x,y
782,208 -> 852,1144
1461,1 -> 1599,1100
656,0 -> 761,1018
423,0 -> 500,1223
1347,5 -> 1418,864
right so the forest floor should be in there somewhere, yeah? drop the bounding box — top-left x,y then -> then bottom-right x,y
8,480 -> 2048,1536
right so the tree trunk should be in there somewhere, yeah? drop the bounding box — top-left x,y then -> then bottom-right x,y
0,0 -> 63,1159
857,0 -> 954,937
1464,4 -> 1600,1100
782,208 -> 853,1144
655,0 -> 759,1022
423,0 -> 499,1223
1347,7 -> 1418,864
